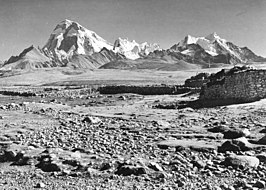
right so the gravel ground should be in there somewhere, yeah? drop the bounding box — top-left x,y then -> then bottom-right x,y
1,88 -> 266,189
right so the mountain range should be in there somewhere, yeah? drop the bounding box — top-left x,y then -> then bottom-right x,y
1,19 -> 265,71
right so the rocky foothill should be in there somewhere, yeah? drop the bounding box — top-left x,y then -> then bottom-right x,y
1,86 -> 266,189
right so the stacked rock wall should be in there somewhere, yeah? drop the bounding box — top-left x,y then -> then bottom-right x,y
200,70 -> 266,102
99,85 -> 198,95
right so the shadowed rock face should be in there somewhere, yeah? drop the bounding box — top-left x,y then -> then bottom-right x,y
58,36 -> 78,53
68,47 -> 126,69
42,19 -> 113,63
5,46 -> 35,64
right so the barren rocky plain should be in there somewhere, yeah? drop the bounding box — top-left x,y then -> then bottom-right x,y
2,66 -> 266,190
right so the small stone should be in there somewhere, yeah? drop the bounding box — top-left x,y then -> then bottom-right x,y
256,135 -> 266,145
119,95 -> 126,100
82,116 -> 101,124
152,120 -> 170,128
36,182 -> 45,188
220,184 -> 229,189
208,125 -> 229,133
222,154 -> 260,169
115,165 -> 147,176
100,162 -> 112,171
253,180 -> 266,188
257,153 -> 266,163
148,162 -> 164,172
223,129 -> 249,139
176,179 -> 185,187
192,159 -> 206,169
218,137 -> 253,152
213,185 -> 222,190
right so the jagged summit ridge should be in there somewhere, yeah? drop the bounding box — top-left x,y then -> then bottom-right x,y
113,37 -> 160,60
205,32 -> 221,41
174,32 -> 226,56
43,19 -> 113,62
42,19 -> 160,61
170,32 -> 260,63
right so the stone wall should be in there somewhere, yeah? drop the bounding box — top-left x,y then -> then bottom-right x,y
200,70 -> 266,102
0,90 -> 36,97
99,85 -> 198,95
184,73 -> 210,88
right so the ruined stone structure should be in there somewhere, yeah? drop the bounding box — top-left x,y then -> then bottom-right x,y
99,85 -> 197,95
200,69 -> 266,102
184,73 -> 210,88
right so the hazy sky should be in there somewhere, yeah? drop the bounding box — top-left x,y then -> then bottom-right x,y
0,0 -> 266,61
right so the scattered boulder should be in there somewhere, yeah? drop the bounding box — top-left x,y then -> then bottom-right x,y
259,128 -> 266,133
35,182 -> 46,188
218,137 -> 254,152
100,162 -> 112,171
255,135 -> 266,145
36,148 -> 93,172
148,162 -> 164,172
152,120 -> 170,128
253,180 -> 266,189
115,165 -> 147,176
222,154 -> 259,169
192,159 -> 206,169
180,107 -> 194,112
13,147 -> 45,166
256,153 -> 266,163
222,129 -> 250,139
82,116 -> 101,124
158,139 -> 217,152
1,145 -> 95,174
3,144 -> 44,162
207,125 -> 229,133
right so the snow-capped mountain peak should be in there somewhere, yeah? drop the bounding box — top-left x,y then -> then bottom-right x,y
43,19 -> 113,62
170,32 -> 260,63
113,37 -> 160,60
43,20 -> 160,61
3,19 -> 265,71
177,32 -> 225,48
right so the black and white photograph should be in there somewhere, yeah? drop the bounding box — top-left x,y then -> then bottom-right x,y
0,0 -> 266,189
